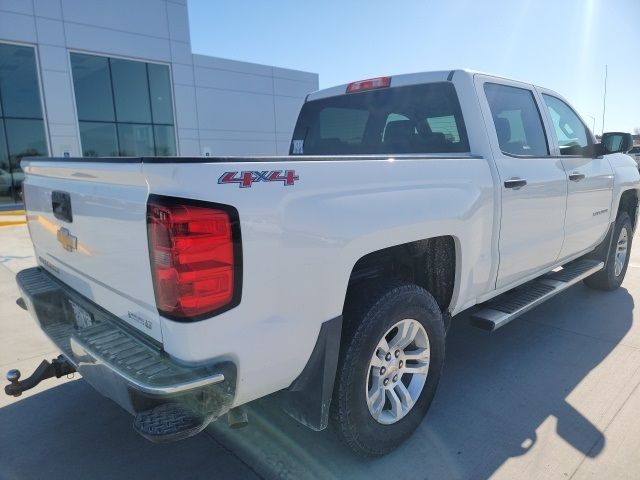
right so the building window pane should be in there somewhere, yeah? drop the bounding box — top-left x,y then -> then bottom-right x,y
5,118 -> 47,167
71,54 -> 175,158
70,53 -> 115,122
111,59 -> 152,123
79,122 -> 119,157
0,44 -> 43,119
4,118 -> 46,203
0,119 -> 12,204
0,43 -> 47,204
148,63 -> 174,125
0,120 -> 8,171
153,125 -> 176,156
118,123 -> 154,156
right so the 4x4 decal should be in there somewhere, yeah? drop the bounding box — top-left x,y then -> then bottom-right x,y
218,170 -> 299,188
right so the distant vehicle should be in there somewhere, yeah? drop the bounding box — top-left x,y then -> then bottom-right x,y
5,70 -> 640,456
0,168 -> 23,197
628,146 -> 640,169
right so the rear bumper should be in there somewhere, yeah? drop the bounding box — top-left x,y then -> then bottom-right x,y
16,267 -> 235,420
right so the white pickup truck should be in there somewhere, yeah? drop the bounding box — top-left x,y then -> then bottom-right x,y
5,70 -> 639,456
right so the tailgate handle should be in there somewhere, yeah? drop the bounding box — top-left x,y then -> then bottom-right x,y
52,191 -> 73,223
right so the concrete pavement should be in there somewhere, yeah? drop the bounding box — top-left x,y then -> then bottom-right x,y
1,223 -> 640,479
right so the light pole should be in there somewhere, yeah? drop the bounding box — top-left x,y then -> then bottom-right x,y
601,64 -> 608,135
586,115 -> 596,135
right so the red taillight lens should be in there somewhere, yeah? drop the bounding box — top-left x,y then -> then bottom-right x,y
147,197 -> 240,320
346,76 -> 391,93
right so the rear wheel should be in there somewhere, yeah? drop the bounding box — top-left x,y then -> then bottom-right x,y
332,281 -> 445,456
584,212 -> 633,291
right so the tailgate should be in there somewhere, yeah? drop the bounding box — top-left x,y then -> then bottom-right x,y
22,160 -> 162,342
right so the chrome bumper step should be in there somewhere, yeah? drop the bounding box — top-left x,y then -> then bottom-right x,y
16,267 -> 227,396
471,259 -> 604,331
15,267 -> 237,441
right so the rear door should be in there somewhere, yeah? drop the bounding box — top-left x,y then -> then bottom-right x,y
475,75 -> 568,289
538,91 -> 614,259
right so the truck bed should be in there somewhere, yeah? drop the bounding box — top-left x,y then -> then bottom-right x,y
22,153 -> 494,405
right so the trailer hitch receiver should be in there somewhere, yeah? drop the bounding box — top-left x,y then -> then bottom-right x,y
4,355 -> 76,397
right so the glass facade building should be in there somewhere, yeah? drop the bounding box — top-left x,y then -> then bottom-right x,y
0,0 -> 318,209
70,53 -> 176,157
0,43 -> 48,205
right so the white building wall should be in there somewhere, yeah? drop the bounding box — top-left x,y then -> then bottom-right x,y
192,55 -> 318,155
0,0 -> 318,157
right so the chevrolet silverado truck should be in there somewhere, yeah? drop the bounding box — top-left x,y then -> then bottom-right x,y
5,70 -> 639,456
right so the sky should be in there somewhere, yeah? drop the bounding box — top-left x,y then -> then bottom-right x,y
188,0 -> 640,134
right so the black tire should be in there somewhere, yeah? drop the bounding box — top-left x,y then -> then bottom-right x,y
332,280 -> 446,456
584,212 -> 633,291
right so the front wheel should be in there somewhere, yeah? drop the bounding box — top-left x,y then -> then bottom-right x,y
584,212 -> 633,291
332,281 -> 445,456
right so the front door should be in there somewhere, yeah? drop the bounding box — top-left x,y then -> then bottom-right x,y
538,92 -> 614,259
476,76 -> 568,289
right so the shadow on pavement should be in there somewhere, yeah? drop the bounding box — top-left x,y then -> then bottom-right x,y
207,284 -> 635,480
0,380 -> 258,480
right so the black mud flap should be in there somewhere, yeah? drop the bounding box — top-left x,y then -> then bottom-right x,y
281,316 -> 342,431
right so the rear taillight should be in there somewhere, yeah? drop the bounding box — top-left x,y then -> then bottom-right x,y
346,76 -> 391,93
147,195 -> 241,321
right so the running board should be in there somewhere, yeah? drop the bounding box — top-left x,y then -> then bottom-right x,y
471,259 -> 604,331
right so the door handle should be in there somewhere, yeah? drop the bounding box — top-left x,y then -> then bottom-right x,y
504,178 -> 527,189
569,172 -> 585,182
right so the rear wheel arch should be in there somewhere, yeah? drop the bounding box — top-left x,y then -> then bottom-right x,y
281,236 -> 458,433
344,236 -> 458,317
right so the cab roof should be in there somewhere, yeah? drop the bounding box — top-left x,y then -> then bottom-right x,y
305,69 -> 543,102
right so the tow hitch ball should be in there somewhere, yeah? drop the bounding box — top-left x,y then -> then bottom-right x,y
4,355 -> 76,397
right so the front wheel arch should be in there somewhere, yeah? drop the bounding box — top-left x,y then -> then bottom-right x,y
584,211 -> 633,291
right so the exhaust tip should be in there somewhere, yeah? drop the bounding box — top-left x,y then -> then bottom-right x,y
16,297 -> 27,311
227,407 -> 248,429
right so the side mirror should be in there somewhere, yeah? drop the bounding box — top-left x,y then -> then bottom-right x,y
598,132 -> 633,155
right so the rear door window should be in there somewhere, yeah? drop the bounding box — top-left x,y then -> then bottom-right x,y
290,82 -> 469,155
484,83 -> 549,157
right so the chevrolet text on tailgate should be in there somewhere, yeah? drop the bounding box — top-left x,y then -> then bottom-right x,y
5,70 -> 639,456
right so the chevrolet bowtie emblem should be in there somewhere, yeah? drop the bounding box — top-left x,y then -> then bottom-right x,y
57,227 -> 77,252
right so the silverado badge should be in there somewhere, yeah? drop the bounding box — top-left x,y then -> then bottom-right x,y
57,227 -> 77,252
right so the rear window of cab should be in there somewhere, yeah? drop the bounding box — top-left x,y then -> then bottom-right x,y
290,82 -> 470,156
